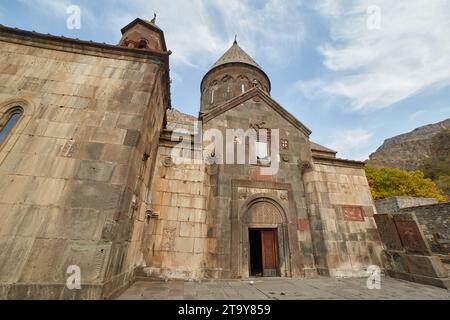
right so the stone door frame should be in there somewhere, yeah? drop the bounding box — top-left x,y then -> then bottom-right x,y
230,180 -> 304,278
243,220 -> 289,278
231,189 -> 293,278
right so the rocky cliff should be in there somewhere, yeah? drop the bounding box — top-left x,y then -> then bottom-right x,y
368,119 -> 450,171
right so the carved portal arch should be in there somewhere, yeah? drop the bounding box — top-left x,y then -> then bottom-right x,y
244,201 -> 283,224
237,195 -> 292,278
241,196 -> 287,225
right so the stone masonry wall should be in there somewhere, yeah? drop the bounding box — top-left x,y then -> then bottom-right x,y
201,65 -> 270,113
375,197 -> 438,215
400,203 -> 450,255
303,162 -> 382,277
142,138 -> 211,279
202,96 -> 315,278
0,31 -> 168,299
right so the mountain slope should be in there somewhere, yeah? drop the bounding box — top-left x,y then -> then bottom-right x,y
368,119 -> 450,171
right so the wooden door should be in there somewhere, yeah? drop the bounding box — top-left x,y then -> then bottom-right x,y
261,229 -> 278,277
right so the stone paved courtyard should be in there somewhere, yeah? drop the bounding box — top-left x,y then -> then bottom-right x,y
118,277 -> 449,300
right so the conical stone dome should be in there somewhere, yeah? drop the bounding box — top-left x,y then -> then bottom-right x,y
201,41 -> 271,113
211,41 -> 262,71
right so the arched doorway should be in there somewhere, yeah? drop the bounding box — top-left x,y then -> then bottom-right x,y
248,228 -> 278,277
240,198 -> 291,278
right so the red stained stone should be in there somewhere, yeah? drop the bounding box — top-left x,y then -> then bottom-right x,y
250,167 -> 273,182
343,206 -> 365,222
394,219 -> 429,255
298,218 -> 310,232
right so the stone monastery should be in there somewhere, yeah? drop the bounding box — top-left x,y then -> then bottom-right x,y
0,18 -> 383,299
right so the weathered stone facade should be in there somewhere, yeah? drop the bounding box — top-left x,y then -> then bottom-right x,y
402,203 -> 450,255
142,41 -> 383,281
375,197 -> 449,256
374,198 -> 450,289
375,197 -> 438,215
0,19 -> 171,299
0,19 -> 383,299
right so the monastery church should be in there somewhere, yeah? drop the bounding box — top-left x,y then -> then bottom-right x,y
0,18 -> 382,299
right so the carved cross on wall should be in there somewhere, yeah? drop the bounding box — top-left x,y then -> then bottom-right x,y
250,121 -> 267,131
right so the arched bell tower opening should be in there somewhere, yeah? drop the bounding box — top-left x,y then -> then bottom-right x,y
238,196 -> 292,279
118,17 -> 167,52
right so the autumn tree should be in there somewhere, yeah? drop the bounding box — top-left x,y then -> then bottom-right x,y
420,129 -> 450,199
365,165 -> 446,202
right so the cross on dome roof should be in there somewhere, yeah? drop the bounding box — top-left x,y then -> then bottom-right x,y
210,40 -> 262,71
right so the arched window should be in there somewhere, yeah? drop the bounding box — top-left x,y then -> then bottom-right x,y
0,107 -> 22,145
138,40 -> 148,49
210,89 -> 215,104
224,86 -> 230,99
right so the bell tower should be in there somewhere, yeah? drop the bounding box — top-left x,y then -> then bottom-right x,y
200,40 -> 271,114
119,16 -> 167,52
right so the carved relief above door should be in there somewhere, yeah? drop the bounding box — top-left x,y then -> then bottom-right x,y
243,201 -> 284,225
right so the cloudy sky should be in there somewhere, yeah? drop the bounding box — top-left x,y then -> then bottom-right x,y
2,0 -> 450,160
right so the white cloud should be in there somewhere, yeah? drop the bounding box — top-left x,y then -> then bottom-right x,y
103,0 -> 305,68
18,0 -> 96,26
16,0 -> 306,69
170,71 -> 183,84
306,0 -> 450,110
312,0 -> 343,17
102,0 -> 226,68
211,0 -> 306,68
410,110 -> 426,120
328,128 -> 373,160
291,79 -> 325,97
18,0 -> 70,14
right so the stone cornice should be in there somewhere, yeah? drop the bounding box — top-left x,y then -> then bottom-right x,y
313,155 -> 365,169
0,24 -> 171,63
